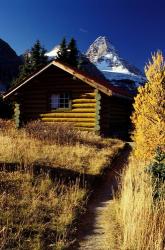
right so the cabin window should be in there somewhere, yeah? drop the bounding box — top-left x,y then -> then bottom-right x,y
50,93 -> 71,109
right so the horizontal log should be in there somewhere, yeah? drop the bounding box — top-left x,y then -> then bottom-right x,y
23,111 -> 40,115
40,74 -> 74,79
22,94 -> 45,99
23,101 -> 47,105
101,118 -> 128,123
72,99 -> 95,103
21,89 -> 96,94
33,81 -> 92,87
109,107 -> 130,111
72,91 -> 95,95
38,78 -> 82,82
52,108 -> 96,113
43,121 -> 95,128
40,83 -> 80,88
41,117 -> 95,122
23,100 -> 46,104
74,122 -> 95,128
22,84 -> 92,90
101,108 -> 129,113
42,121 -> 95,129
23,105 -> 46,109
101,108 -> 130,113
72,103 -> 96,108
23,94 -> 77,100
102,114 -> 129,119
23,108 -> 96,114
103,119 -> 129,123
24,103 -> 97,109
23,96 -> 96,104
101,115 -> 130,120
23,111 -> 47,116
109,121 -> 128,124
75,127 -> 94,131
24,115 -> 39,120
41,73 -> 71,77
100,124 -> 110,129
102,104 -> 126,109
109,100 -> 130,105
23,109 -> 46,114
109,115 -> 129,119
40,77 -> 93,85
23,93 -> 45,97
40,113 -> 95,118
77,93 -> 96,98
56,108 -> 95,113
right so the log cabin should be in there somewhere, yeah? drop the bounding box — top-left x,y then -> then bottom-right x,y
3,60 -> 133,137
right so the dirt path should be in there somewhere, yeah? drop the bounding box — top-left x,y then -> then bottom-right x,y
70,144 -> 131,250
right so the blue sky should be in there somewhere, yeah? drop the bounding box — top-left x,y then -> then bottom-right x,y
0,0 -> 165,71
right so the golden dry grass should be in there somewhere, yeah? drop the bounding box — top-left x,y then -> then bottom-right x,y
0,171 -> 85,249
105,156 -> 165,250
0,119 -> 124,249
0,120 -> 124,175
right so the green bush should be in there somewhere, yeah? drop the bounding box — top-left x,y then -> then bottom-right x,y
146,147 -> 165,198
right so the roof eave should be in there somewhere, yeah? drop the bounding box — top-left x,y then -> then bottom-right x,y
3,61 -> 54,100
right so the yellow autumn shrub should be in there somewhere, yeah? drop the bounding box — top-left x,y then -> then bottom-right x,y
132,51 -> 165,160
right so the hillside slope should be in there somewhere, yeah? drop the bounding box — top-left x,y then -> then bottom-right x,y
0,38 -> 22,90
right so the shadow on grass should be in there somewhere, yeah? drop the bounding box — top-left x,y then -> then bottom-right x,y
0,144 -> 131,250
0,162 -> 98,189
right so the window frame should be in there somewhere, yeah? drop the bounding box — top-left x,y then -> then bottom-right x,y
50,92 -> 72,111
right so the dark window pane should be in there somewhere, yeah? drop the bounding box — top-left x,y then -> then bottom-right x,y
51,93 -> 70,109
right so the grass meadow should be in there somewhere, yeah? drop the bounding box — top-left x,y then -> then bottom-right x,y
104,156 -> 165,250
0,119 -> 124,249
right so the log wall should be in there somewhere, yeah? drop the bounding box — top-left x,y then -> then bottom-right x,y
100,93 -> 132,136
16,65 -> 132,135
19,65 -> 97,131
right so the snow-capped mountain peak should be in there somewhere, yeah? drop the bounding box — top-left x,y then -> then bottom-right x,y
86,36 -> 118,63
45,45 -> 60,58
86,36 -> 146,89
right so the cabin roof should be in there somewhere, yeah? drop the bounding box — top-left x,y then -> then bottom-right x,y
3,60 -> 133,100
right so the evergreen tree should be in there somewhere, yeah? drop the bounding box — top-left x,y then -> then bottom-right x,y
12,40 -> 48,85
57,37 -> 79,67
131,51 -> 165,160
57,38 -> 68,63
67,38 -> 78,67
30,40 -> 48,70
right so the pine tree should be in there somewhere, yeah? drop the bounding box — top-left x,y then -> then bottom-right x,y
132,51 -> 165,160
67,38 -> 78,67
30,40 -> 47,71
12,40 -> 48,85
57,38 -> 68,63
57,37 -> 78,67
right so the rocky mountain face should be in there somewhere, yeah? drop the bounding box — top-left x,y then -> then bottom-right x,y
86,36 -> 146,91
0,38 -> 22,91
78,53 -> 107,80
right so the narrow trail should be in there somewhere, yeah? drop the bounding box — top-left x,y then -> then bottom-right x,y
71,144 -> 131,250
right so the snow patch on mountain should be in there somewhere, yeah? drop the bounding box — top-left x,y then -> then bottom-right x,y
86,36 -> 146,89
45,45 -> 60,58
